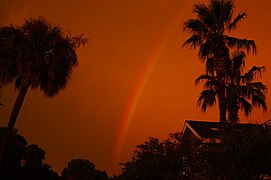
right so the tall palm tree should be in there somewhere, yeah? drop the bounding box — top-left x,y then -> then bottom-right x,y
195,52 -> 267,126
183,0 -> 257,124
0,17 -> 87,174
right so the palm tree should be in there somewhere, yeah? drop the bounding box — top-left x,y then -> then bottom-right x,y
195,52 -> 267,126
0,17 -> 87,174
226,52 -> 267,125
183,0 -> 257,124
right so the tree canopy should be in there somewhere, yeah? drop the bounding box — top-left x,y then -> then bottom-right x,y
117,125 -> 271,179
0,127 -> 59,180
61,158 -> 108,180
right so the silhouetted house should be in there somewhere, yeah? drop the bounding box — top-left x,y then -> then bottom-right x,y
181,120 -> 263,145
181,120 -> 264,156
181,120 -> 221,144
181,120 -> 271,179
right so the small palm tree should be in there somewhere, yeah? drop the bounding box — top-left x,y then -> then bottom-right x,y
226,52 -> 267,125
0,17 -> 87,174
183,0 -> 257,123
196,52 -> 267,126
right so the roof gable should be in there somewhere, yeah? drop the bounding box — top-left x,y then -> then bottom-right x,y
182,120 -> 258,143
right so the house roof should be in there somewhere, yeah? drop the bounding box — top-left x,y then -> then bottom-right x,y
185,120 -> 221,139
182,120 -> 258,143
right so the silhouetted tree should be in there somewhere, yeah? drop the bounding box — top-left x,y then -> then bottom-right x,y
208,125 -> 271,179
117,124 -> 271,179
117,132 -> 190,179
21,144 -> 59,180
183,0 -> 256,124
226,52 -> 267,125
61,159 -> 108,180
24,144 -> 45,167
0,127 -> 59,180
0,17 -> 87,173
0,127 -> 27,179
196,52 -> 267,126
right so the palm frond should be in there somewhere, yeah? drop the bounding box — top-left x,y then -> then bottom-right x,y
194,3 -> 209,21
207,0 -> 235,33
183,19 -> 208,35
239,81 -> 267,114
221,0 -> 235,22
241,82 -> 267,100
0,26 -> 22,84
239,97 -> 252,116
228,11 -> 247,31
197,89 -> 217,112
195,74 -> 215,86
183,34 -> 202,49
252,95 -> 267,112
211,0 -> 234,24
248,82 -> 267,90
239,84 -> 251,98
241,66 -> 265,83
224,36 -> 257,54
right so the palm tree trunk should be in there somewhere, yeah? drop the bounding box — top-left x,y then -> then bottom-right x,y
0,84 -> 29,176
217,78 -> 227,123
228,105 -> 239,125
227,89 -> 239,126
215,58 -> 227,125
214,37 -> 229,126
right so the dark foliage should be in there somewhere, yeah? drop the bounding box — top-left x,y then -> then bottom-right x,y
117,132 -> 196,179
0,127 -> 59,180
61,158 -> 108,180
117,125 -> 271,179
208,125 -> 271,179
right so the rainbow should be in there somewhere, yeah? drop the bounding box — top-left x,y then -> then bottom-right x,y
113,6 -> 185,163
113,48 -> 158,163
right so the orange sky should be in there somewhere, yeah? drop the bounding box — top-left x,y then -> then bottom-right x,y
0,0 -> 271,176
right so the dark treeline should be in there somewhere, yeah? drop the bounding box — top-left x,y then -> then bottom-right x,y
2,124 -> 271,179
